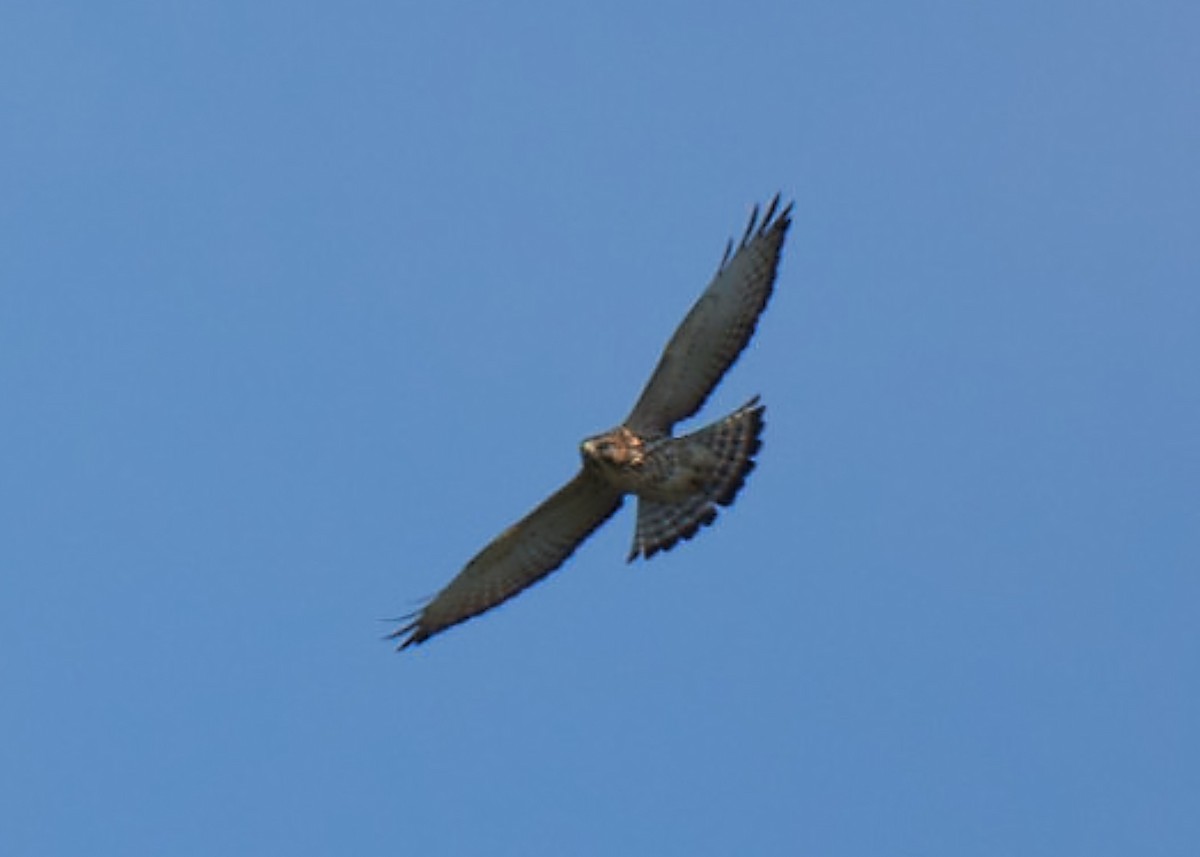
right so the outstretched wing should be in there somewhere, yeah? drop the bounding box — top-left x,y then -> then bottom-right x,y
625,195 -> 792,438
391,468 -> 624,649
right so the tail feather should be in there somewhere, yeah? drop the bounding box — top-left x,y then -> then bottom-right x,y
629,397 -> 765,561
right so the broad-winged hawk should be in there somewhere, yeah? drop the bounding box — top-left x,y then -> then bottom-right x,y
392,196 -> 793,648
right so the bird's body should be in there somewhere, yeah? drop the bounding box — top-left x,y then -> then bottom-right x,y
392,196 -> 792,648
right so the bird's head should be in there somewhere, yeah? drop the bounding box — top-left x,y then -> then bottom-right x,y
581,427 -> 645,471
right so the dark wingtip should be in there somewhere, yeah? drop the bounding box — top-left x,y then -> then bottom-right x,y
762,194 -> 780,226
718,237 -> 734,271
763,193 -> 794,236
740,201 -> 761,247
383,610 -> 428,651
718,195 -> 793,274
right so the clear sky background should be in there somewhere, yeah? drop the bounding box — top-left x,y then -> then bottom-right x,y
3,2 -> 1197,854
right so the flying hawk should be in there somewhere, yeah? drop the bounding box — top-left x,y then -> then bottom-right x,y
392,196 -> 793,648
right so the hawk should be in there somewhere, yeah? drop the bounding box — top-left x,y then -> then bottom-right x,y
392,195 -> 793,648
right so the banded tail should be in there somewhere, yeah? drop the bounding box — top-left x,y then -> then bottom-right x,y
628,397 -> 765,561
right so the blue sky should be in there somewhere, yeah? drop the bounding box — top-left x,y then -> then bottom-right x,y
3,1 -> 1197,854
